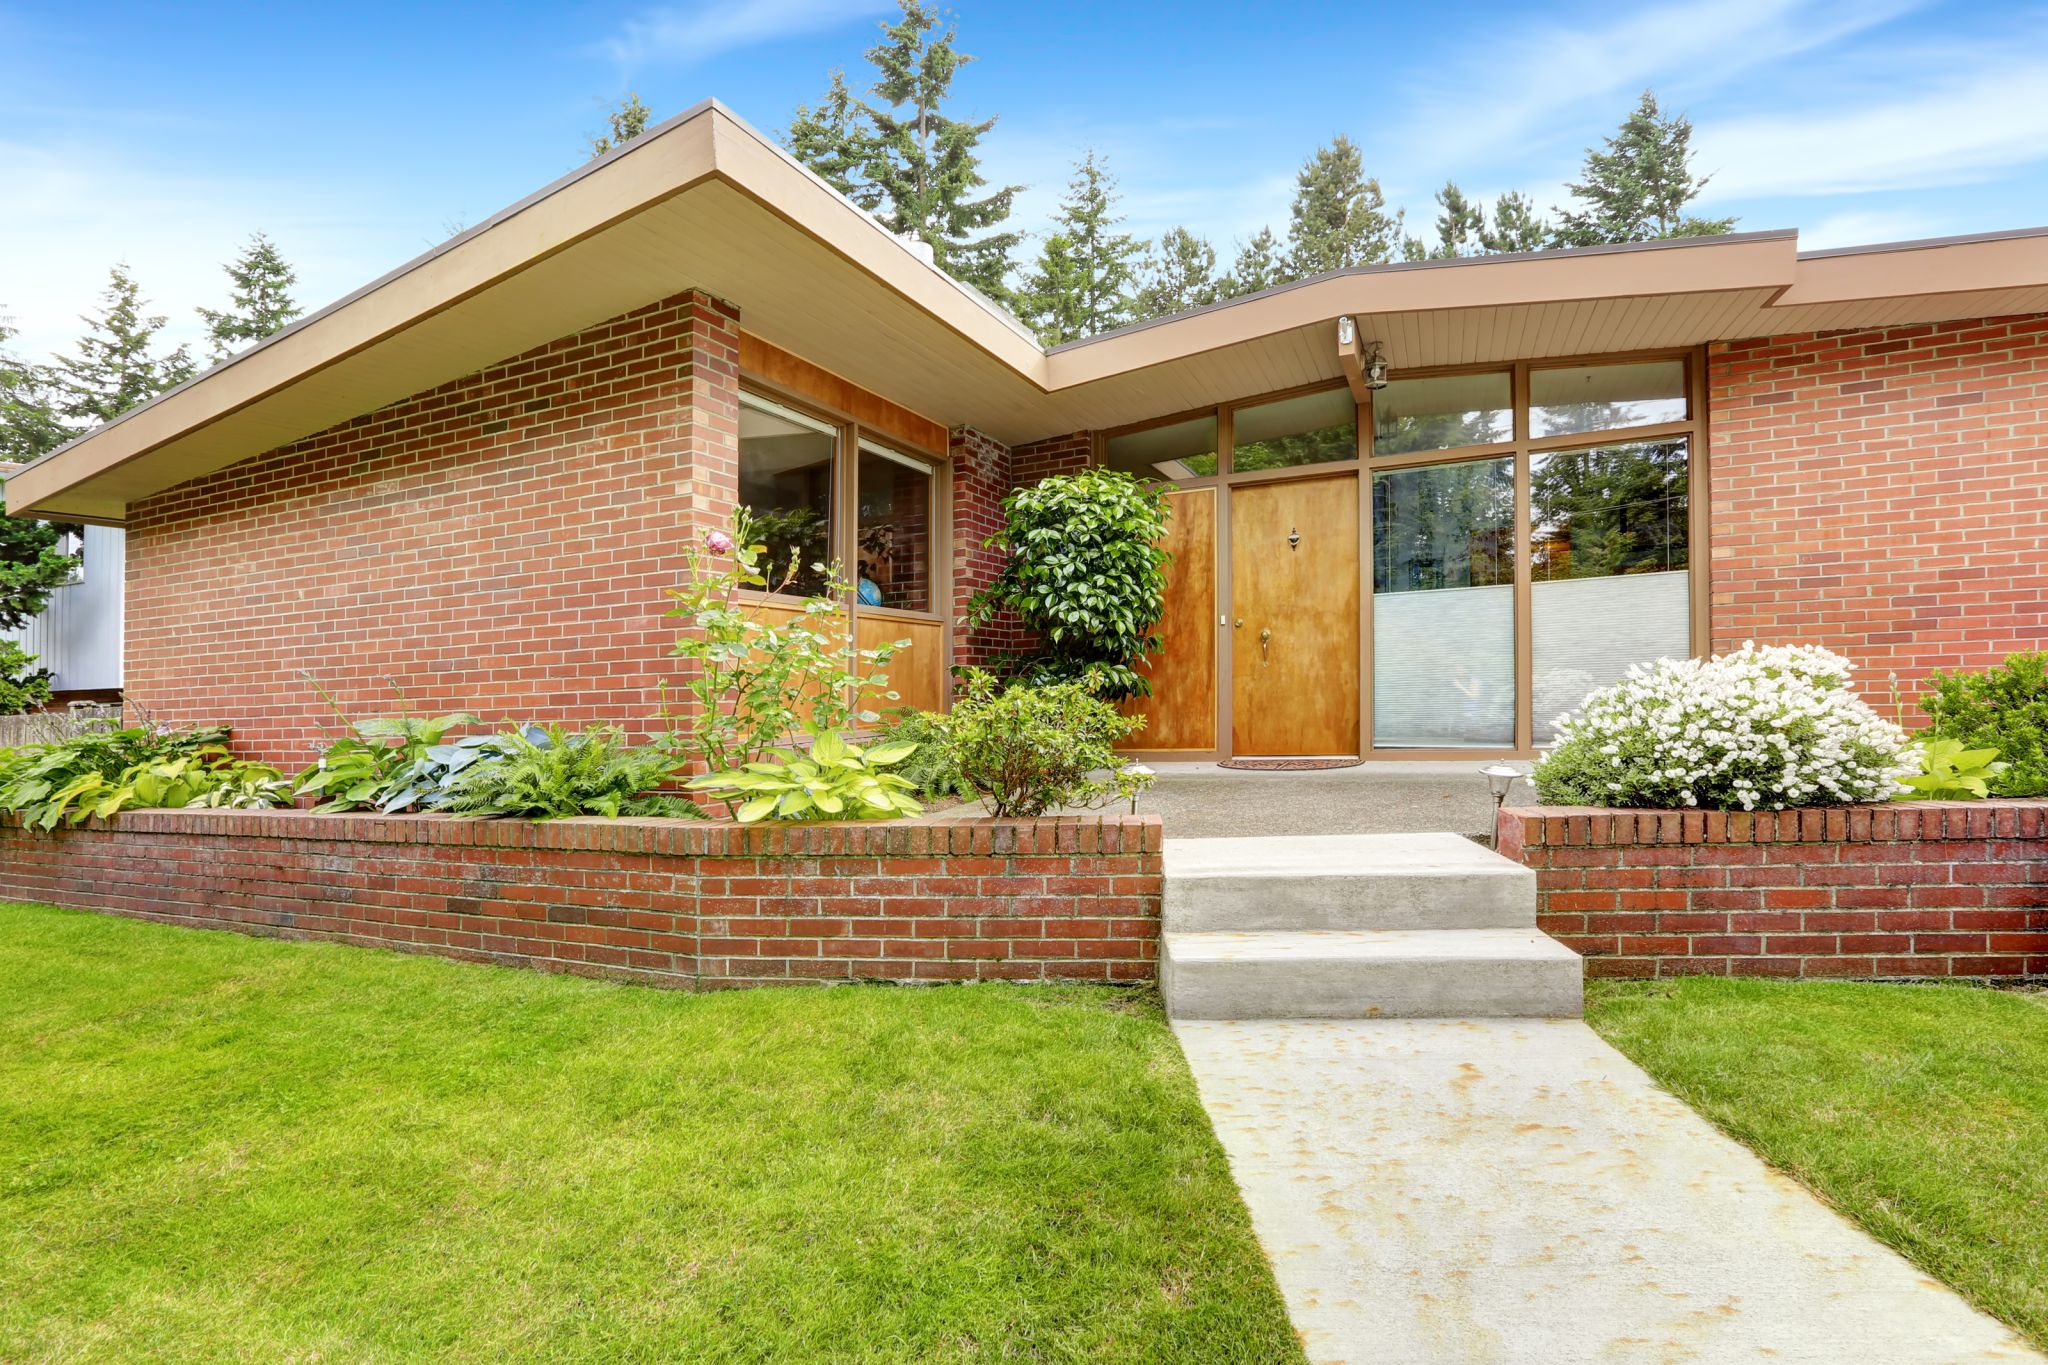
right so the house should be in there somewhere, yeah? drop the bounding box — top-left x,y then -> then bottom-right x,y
0,461 -> 123,706
7,99 -> 2047,769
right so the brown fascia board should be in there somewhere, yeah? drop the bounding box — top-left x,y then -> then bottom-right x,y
1777,225 -> 2048,305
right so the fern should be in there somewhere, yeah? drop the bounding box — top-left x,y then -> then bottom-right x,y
441,726 -> 694,820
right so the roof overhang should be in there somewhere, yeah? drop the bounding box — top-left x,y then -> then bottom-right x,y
13,99 -> 2048,525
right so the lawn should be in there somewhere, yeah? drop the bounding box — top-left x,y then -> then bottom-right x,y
0,902 -> 1302,1363
1588,977 -> 2048,1350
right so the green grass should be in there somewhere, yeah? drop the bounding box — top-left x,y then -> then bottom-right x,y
1588,977 -> 2048,1348
0,903 -> 1302,1363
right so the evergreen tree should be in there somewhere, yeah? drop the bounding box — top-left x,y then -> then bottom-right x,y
1017,152 -> 1141,344
1131,227 -> 1220,321
858,0 -> 1022,300
785,70 -> 879,210
1552,91 -> 1735,247
1284,135 -> 1404,279
1405,182 -> 1487,260
1481,191 -> 1550,254
588,92 -> 653,159
48,265 -> 193,429
196,233 -> 301,360
1221,227 -> 1284,297
0,316 -> 69,462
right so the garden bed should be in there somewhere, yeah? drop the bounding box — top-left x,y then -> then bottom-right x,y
0,808 -> 1163,988
1498,800 -> 2048,979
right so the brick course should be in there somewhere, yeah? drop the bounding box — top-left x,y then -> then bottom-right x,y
1709,315 -> 2048,719
124,290 -> 742,771
0,811 -> 1163,988
1498,801 -> 2048,979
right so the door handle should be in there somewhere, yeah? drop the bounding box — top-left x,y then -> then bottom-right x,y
1260,627 -> 1272,665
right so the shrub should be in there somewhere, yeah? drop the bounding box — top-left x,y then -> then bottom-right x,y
0,725 -> 287,827
1897,737 -> 2007,800
943,670 -> 1154,817
1532,643 -> 1914,811
964,469 -> 1170,699
875,708 -> 976,804
439,725 -> 689,820
0,640 -> 52,715
665,511 -> 905,776
689,729 -> 921,822
1920,651 -> 2048,796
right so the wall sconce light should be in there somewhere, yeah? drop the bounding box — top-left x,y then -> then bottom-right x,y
1363,342 -> 1390,391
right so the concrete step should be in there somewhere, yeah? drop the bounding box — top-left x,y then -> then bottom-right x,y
1163,832 -> 1536,932
1162,928 -> 1584,1021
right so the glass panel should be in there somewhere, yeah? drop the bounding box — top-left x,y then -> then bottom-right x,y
1531,360 -> 1686,436
1104,414 -> 1218,480
1230,388 -> 1356,471
739,396 -> 835,596
1531,437 -> 1691,743
1371,458 -> 1516,747
856,444 -> 934,613
1372,371 -> 1512,456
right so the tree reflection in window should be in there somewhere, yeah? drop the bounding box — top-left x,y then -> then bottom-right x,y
1530,438 -> 1688,581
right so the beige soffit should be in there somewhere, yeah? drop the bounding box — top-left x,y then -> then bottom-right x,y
13,96 -> 2048,524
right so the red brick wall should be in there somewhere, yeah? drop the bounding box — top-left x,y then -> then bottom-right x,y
1498,802 -> 2048,979
948,426 -> 1020,670
124,291 -> 742,770
0,811 -> 1163,988
1013,431 -> 1094,486
1709,316 -> 2048,719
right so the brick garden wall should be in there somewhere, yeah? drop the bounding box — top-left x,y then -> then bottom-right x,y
1709,315 -> 2048,721
123,291 -> 743,771
0,811 -> 1163,989
1498,802 -> 2048,980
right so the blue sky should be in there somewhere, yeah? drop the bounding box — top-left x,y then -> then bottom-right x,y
4,0 -> 2045,364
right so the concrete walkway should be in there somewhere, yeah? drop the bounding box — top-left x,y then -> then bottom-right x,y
1175,1017 -> 2042,1365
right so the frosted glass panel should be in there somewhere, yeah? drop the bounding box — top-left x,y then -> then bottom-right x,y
1533,572 -> 1691,743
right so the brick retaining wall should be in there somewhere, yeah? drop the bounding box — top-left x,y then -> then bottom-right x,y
0,811 -> 1162,989
1497,801 -> 2048,979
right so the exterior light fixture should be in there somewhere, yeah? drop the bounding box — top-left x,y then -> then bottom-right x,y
1337,315 -> 1357,347
1363,342 -> 1390,391
1478,762 -> 1521,847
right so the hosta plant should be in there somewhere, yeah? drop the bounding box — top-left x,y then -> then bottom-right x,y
1532,642 -> 1915,811
4,744 -> 289,827
439,725 -> 689,820
294,708 -> 485,813
1896,737 -> 2007,800
688,729 -> 921,823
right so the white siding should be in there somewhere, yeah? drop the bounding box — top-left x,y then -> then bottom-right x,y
3,525 -> 123,693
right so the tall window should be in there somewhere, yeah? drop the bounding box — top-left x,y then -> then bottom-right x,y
856,442 -> 934,613
739,394 -> 835,596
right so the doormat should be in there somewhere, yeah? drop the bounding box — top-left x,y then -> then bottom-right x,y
1217,757 -> 1363,771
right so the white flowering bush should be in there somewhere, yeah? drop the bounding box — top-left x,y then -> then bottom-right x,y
1532,643 -> 1916,810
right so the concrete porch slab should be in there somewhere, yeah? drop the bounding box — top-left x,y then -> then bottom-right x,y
1174,1017 -> 2041,1364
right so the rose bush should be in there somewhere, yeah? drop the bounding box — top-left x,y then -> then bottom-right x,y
1532,642 -> 1915,811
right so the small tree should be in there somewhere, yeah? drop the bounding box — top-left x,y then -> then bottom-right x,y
1482,191 -> 1550,254
198,233 -> 302,360
965,469 -> 1170,699
1017,151 -> 1141,344
1,316 -> 70,462
1552,90 -> 1735,247
1221,227 -> 1284,297
588,92 -> 653,159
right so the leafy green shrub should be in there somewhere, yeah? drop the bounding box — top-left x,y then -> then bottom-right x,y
294,709 -> 486,813
689,729 -> 921,822
665,511 -> 906,777
440,725 -> 689,820
0,726 -> 287,828
1896,737 -> 2008,800
875,708 -> 975,803
943,670 -> 1154,817
1920,652 -> 2048,796
1532,643 -> 1913,810
964,469 -> 1170,699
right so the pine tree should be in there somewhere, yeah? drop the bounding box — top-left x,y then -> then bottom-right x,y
1221,227 -> 1284,297
1131,227 -> 1220,321
785,70 -> 880,210
1017,152 -> 1141,344
49,265 -> 193,428
588,92 -> 653,159
1481,191 -> 1550,254
0,316 -> 69,462
196,233 -> 301,360
1552,91 -> 1735,247
858,0 -> 1022,300
1405,182 -> 1487,260
1284,135 -> 1404,279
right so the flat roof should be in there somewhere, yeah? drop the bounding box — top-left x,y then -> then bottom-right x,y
12,99 -> 2048,524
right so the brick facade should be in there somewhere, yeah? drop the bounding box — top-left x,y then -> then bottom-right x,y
1498,802 -> 2048,980
947,425 -> 1019,670
1708,315 -> 2048,719
0,810 -> 1163,988
1012,431 -> 1094,486
124,291 -> 742,770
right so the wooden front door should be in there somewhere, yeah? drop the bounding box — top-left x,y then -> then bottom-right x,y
1120,487 -> 1218,752
1230,474 -> 1361,756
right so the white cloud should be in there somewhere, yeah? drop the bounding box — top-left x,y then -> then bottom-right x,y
1795,208 -> 1949,250
595,0 -> 887,70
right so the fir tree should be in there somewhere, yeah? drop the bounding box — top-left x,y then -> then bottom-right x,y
0,316 -> 69,462
1284,135 -> 1404,279
588,92 -> 653,159
49,265 -> 193,429
1552,91 -> 1735,247
1017,152 -> 1141,344
197,233 -> 301,360
1481,191 -> 1550,254
1222,227 -> 1284,297
785,70 -> 879,210
0,317 -> 83,703
1405,182 -> 1487,260
858,0 -> 1022,300
1131,227 -> 1220,321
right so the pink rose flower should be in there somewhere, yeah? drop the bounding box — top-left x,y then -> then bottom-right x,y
704,529 -> 735,555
